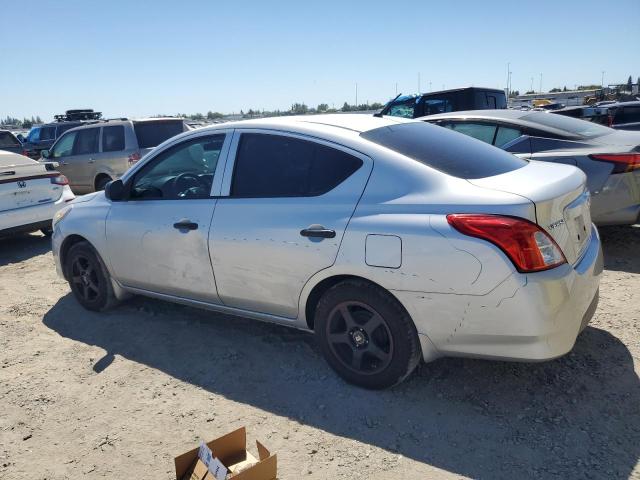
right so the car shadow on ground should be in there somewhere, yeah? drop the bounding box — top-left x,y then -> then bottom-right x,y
599,225 -> 640,274
43,294 -> 639,480
0,232 -> 51,267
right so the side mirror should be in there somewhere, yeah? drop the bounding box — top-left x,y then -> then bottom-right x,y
41,149 -> 50,159
104,179 -> 125,201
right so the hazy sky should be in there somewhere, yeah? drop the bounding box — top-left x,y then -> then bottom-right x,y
2,0 -> 638,121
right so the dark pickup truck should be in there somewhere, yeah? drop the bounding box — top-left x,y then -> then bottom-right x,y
378,87 -> 507,119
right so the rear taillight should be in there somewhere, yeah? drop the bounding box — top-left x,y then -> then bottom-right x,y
50,174 -> 69,186
128,152 -> 141,164
589,153 -> 640,174
447,214 -> 567,273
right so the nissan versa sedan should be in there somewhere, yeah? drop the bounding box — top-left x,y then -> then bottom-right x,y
421,110 -> 640,225
51,115 -> 602,389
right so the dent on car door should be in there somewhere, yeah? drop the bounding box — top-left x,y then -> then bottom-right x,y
210,131 -> 372,318
105,133 -> 231,302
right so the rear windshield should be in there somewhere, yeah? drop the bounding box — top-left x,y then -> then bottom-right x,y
133,120 -> 184,149
0,132 -> 20,147
522,112 -> 612,138
361,122 -> 527,179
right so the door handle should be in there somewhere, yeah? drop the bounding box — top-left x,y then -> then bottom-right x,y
173,219 -> 198,231
300,226 -> 336,238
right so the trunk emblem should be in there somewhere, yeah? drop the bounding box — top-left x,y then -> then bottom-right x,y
17,181 -> 27,188
548,219 -> 565,230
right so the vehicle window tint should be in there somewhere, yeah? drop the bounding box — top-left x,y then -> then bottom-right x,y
133,120 -> 185,149
486,95 -> 497,109
361,122 -> 526,179
102,126 -> 125,152
232,134 -> 362,197
0,132 -> 20,147
39,126 -> 56,141
494,126 -> 522,147
56,124 -> 77,138
73,128 -> 100,155
450,122 -> 497,144
130,135 -> 224,200
51,132 -> 77,158
423,98 -> 453,116
615,106 -> 640,124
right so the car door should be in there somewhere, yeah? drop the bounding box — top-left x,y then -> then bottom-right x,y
210,130 -> 372,318
105,132 -> 231,303
67,127 -> 101,192
50,130 -> 78,178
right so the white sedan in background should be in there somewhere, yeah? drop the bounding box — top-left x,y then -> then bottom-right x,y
51,115 -> 602,389
0,151 -> 74,237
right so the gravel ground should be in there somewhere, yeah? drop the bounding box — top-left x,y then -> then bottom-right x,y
0,226 -> 638,479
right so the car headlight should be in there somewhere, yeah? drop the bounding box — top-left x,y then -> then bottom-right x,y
52,205 -> 72,228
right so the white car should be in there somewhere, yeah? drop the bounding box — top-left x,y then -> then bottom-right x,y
51,115 -> 602,389
0,151 -> 74,237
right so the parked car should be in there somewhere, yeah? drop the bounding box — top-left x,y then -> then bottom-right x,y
0,130 -> 25,155
42,118 -> 189,193
551,105 -> 610,125
22,109 -> 103,159
422,110 -> 640,225
0,151 -> 74,237
605,101 -> 640,131
378,87 -> 507,119
51,115 -> 602,389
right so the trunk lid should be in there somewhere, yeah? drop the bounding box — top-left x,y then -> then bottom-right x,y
589,130 -> 640,148
468,161 -> 591,265
0,156 -> 62,212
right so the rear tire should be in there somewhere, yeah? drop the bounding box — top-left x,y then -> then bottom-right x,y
315,279 -> 422,389
65,241 -> 118,311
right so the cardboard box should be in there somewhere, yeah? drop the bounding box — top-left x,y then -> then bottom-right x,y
175,427 -> 277,480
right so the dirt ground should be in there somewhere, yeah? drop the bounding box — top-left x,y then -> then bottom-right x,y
0,226 -> 639,480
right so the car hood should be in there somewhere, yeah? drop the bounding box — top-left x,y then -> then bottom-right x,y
70,191 -> 102,204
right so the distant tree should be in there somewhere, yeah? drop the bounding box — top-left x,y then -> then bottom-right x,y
525,90 -> 535,94
206,111 -> 223,120
317,103 -> 329,112
576,84 -> 601,91
290,103 -> 308,115
627,75 -> 633,91
563,86 -> 568,92
22,118 -> 32,128
341,102 -> 351,112
36,115 -> 43,123
549,87 -> 562,93
370,102 -> 384,110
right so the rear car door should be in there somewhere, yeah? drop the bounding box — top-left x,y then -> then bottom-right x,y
0,131 -> 23,154
105,132 -> 231,302
210,131 -> 372,318
69,127 -> 101,191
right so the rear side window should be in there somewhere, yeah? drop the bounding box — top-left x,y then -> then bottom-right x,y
134,120 -> 185,149
386,99 -> 416,119
27,127 -> 41,143
73,128 -> 100,155
448,122 -> 497,144
361,122 -> 526,179
423,98 -> 453,116
102,126 -> 125,152
615,106 -> 640,124
0,132 -> 20,147
231,133 -> 363,197
56,124 -> 78,137
494,126 -> 523,147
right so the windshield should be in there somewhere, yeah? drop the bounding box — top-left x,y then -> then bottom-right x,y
361,122 -> 527,179
522,112 -> 612,138
133,120 -> 185,149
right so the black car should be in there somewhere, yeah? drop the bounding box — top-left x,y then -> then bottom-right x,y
22,109 -> 102,159
378,87 -> 507,119
552,101 -> 640,131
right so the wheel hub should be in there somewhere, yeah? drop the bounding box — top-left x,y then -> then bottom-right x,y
349,328 -> 369,348
81,272 -> 90,286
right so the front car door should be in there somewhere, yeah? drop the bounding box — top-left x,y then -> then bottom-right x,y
50,130 -> 78,178
210,130 -> 372,318
105,132 -> 231,303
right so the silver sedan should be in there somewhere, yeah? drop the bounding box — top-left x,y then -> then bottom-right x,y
421,110 -> 640,225
51,115 -> 602,389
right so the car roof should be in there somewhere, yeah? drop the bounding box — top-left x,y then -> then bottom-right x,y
59,117 -> 183,134
608,101 -> 640,108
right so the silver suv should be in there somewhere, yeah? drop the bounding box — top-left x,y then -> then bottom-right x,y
42,118 -> 188,193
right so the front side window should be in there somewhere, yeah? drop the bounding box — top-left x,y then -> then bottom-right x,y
423,98 -> 453,116
231,133 -> 362,197
39,126 -> 56,141
27,127 -> 41,143
73,128 -> 100,155
449,122 -> 497,144
386,98 -> 417,118
51,132 -> 77,158
102,126 -> 125,152
130,135 -> 224,200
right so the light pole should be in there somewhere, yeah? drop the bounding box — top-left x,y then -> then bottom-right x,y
506,62 -> 510,95
355,83 -> 358,107
539,73 -> 543,93
530,77 -> 534,92
418,73 -> 421,93
601,70 -> 605,88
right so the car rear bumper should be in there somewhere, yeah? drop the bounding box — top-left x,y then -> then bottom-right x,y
394,225 -> 603,362
0,187 -> 75,235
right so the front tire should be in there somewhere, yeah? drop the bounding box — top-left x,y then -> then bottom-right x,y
65,241 -> 118,311
95,176 -> 112,191
315,280 -> 422,389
